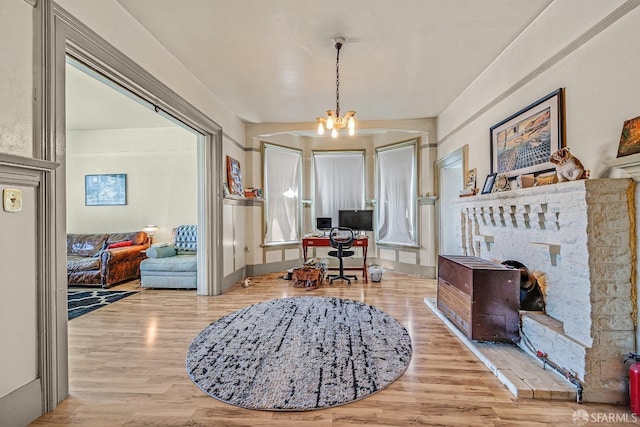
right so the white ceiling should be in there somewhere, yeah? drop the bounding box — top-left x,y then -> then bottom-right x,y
66,59 -> 179,131
68,0 -> 553,130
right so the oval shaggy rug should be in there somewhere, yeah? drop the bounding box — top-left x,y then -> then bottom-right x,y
186,296 -> 412,411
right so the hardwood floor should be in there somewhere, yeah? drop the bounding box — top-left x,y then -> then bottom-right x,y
33,272 -> 634,426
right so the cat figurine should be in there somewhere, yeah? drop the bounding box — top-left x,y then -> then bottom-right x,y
549,147 -> 586,182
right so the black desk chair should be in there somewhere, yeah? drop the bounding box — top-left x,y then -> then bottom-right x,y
328,227 -> 358,285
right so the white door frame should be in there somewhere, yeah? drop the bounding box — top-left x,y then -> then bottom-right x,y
34,0 -> 224,412
434,145 -> 468,257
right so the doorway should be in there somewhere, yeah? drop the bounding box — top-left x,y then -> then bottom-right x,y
65,57 -> 199,246
36,3 -> 225,412
434,145 -> 468,256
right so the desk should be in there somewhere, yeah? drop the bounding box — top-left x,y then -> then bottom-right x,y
302,236 -> 369,283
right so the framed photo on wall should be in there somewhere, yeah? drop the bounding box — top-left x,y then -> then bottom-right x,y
226,156 -> 243,196
490,88 -> 565,177
85,173 -> 127,206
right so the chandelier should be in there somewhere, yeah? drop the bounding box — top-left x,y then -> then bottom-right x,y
317,37 -> 356,138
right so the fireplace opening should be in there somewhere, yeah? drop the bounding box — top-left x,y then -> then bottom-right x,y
501,260 -> 545,312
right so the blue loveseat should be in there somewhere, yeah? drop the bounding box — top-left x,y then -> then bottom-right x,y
139,225 -> 197,289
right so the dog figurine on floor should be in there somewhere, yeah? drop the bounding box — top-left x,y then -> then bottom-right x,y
549,147 -> 586,182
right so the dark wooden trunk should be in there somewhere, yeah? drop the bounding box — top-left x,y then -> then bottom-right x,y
437,255 -> 520,343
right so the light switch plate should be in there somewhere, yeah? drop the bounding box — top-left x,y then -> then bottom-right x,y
3,188 -> 22,212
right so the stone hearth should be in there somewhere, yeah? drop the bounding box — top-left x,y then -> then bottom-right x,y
453,178 -> 635,403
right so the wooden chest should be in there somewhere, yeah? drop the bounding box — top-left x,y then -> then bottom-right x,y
437,255 -> 520,343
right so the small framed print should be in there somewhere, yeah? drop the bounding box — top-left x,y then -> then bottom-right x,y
481,173 -> 497,194
85,173 -> 127,206
466,168 -> 477,190
226,156 -> 243,196
492,174 -> 509,192
617,115 -> 640,158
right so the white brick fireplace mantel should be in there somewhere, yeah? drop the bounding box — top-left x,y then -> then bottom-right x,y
453,178 -> 635,403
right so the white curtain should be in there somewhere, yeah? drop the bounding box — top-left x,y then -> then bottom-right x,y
376,141 -> 417,246
264,144 -> 302,244
313,152 -> 365,227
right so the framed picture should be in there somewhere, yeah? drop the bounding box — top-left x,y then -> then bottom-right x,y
616,115 -> 640,158
85,174 -> 127,206
465,168 -> 477,189
226,155 -> 243,196
481,173 -> 497,194
490,88 -> 565,177
492,174 -> 510,192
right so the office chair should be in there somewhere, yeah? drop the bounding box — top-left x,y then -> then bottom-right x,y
328,227 -> 358,285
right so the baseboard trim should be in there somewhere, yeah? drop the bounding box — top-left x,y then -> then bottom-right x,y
0,379 -> 43,427
369,259 -> 436,279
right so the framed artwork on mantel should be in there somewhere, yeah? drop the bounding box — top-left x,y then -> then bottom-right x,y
226,156 -> 243,196
616,115 -> 640,158
490,88 -> 565,178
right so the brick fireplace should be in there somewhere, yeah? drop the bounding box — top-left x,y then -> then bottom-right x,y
453,178 -> 636,403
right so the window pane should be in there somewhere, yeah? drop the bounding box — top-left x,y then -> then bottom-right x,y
264,144 -> 302,244
313,151 -> 364,228
375,142 -> 417,246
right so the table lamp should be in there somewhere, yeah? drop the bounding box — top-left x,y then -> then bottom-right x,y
143,224 -> 159,244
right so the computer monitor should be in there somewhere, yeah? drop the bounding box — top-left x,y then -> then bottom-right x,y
338,209 -> 373,232
316,217 -> 332,231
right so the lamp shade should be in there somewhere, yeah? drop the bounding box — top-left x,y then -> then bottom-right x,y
143,225 -> 159,236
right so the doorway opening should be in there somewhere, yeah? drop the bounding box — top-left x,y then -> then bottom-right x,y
434,145 -> 468,256
65,57 -> 199,272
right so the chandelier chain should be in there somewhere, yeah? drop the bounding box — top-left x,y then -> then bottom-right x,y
335,41 -> 341,117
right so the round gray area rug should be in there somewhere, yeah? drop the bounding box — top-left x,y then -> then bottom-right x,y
186,296 -> 412,411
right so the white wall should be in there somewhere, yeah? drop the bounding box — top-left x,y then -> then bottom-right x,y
67,127 -> 198,243
437,1 -> 640,182
0,184 -> 38,399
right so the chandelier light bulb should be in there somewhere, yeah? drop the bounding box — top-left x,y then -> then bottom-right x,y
348,126 -> 355,136
317,121 -> 325,135
326,116 -> 334,130
331,128 -> 338,138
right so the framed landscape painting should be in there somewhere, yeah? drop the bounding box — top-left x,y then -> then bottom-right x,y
490,88 -> 565,177
85,173 -> 127,206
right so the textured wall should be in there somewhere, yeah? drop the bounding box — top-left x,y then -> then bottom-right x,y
0,1 -> 32,157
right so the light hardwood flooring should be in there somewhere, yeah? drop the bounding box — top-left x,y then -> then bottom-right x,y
32,272 -> 635,426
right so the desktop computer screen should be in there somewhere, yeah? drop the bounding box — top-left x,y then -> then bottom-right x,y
316,217 -> 332,231
338,210 -> 373,232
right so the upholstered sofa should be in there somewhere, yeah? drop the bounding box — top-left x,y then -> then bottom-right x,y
67,231 -> 149,288
139,225 -> 197,289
